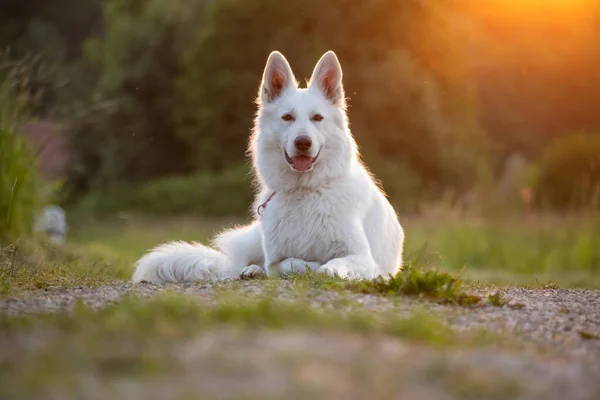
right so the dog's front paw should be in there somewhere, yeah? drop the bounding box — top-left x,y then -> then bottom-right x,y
240,265 -> 267,280
279,258 -> 321,277
317,259 -> 349,278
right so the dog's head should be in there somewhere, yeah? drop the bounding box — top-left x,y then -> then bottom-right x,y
251,51 -> 357,190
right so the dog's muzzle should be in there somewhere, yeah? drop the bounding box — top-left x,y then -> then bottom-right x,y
284,147 -> 322,172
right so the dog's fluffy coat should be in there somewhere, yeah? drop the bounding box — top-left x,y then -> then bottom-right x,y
133,51 -> 404,283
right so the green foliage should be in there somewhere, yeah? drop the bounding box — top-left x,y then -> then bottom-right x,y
0,49 -> 68,116
345,265 -> 480,306
534,133 -> 600,210
66,0 -> 209,197
74,165 -> 253,217
406,217 -> 600,279
487,292 -> 508,307
130,164 -> 253,216
5,0 -> 600,212
178,0 -> 488,194
0,0 -> 104,116
0,53 -> 38,239
0,129 -> 37,239
0,0 -> 103,60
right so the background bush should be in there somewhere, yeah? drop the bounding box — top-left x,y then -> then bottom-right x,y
2,0 -> 600,216
74,165 -> 253,217
177,0 -> 487,194
534,133 -> 600,210
62,0 -> 490,208
0,53 -> 38,239
64,0 -> 209,197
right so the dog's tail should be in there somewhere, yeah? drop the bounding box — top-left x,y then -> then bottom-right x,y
132,241 -> 230,283
132,223 -> 263,283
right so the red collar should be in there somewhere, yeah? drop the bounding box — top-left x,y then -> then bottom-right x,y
257,191 -> 276,216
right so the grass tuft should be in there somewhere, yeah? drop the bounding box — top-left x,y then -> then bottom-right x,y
343,265 -> 481,306
578,331 -> 600,341
540,280 -> 560,290
487,292 -> 509,307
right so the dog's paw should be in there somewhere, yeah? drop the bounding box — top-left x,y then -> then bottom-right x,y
279,258 -> 321,276
317,259 -> 349,278
240,265 -> 267,280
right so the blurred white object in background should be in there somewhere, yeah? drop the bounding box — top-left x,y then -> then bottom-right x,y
34,205 -> 69,244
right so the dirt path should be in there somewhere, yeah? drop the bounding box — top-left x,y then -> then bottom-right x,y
1,283 -> 600,399
2,283 -> 599,354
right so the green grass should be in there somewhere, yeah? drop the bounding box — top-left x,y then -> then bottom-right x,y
0,99 -> 38,240
406,214 -> 600,288
407,214 -> 600,275
0,238 -> 131,295
68,214 -> 233,263
0,292 -> 459,345
487,292 -> 509,307
4,211 -> 598,297
335,266 -> 482,306
3,213 -> 593,399
66,213 -> 600,289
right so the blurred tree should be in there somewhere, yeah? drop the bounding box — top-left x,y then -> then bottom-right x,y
464,0 -> 600,168
0,0 -> 104,116
177,0 -> 487,196
66,0 -> 209,196
535,133 -> 600,210
0,0 -> 102,60
5,0 -> 600,213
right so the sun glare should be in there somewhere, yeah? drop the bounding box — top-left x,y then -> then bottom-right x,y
480,0 -> 597,17
466,0 -> 598,37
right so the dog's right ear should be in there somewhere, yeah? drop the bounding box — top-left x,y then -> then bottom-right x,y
260,51 -> 296,103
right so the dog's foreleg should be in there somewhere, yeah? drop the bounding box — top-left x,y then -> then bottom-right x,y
317,222 -> 377,279
318,255 -> 376,279
278,258 -> 322,276
241,258 -> 321,279
240,264 -> 267,279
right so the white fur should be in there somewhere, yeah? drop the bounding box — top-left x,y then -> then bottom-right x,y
133,51 -> 404,283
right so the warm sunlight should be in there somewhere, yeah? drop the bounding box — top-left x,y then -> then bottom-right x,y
470,0 -> 600,59
3,1 -> 600,397
473,0 -> 598,20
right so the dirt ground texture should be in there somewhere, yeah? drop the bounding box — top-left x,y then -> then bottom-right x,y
1,281 -> 599,400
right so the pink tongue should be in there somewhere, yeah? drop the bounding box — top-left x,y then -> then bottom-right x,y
292,155 -> 312,171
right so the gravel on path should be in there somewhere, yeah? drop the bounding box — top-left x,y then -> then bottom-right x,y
1,282 -> 599,400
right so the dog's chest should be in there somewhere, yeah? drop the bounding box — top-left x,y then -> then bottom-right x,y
260,191 -> 347,262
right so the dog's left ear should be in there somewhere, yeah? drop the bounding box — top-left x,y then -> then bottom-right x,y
309,51 -> 345,106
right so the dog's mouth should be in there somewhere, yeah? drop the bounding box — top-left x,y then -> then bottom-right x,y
284,147 -> 322,172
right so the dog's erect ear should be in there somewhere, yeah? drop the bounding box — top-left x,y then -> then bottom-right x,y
260,51 -> 296,103
309,51 -> 344,105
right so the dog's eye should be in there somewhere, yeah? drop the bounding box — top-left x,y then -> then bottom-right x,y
312,114 -> 324,122
281,113 -> 294,122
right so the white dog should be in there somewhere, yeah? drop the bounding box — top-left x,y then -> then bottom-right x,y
133,51 -> 404,283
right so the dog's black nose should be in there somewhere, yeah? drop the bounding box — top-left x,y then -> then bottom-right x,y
294,136 -> 312,152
